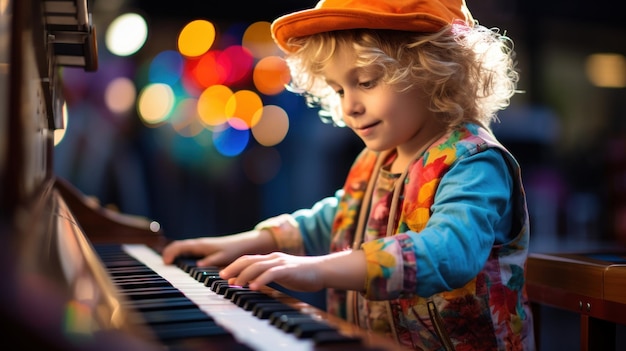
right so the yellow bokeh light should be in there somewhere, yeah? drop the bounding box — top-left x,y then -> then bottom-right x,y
178,20 -> 216,58
251,105 -> 289,147
225,90 -> 263,129
585,53 -> 626,88
137,83 -> 175,125
197,84 -> 233,126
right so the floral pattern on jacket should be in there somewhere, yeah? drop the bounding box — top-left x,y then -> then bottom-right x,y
330,124 -> 534,350
259,124 -> 535,350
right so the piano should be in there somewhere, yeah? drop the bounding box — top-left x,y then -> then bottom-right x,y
0,1 -> 408,350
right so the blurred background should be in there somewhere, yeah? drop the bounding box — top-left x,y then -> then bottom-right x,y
54,0 -> 626,251
54,0 -> 361,240
50,0 -> 626,349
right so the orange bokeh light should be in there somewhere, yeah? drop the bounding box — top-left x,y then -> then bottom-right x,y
253,56 -> 291,95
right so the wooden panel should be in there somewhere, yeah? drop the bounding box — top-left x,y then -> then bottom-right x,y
527,253 -> 605,298
54,177 -> 168,251
605,265 -> 626,304
527,251 -> 626,351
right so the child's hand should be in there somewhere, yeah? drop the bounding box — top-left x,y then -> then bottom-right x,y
219,250 -> 366,292
161,229 -> 279,267
161,237 -> 234,267
219,252 -> 326,292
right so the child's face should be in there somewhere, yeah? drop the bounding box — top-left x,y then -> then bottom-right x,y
322,46 -> 443,158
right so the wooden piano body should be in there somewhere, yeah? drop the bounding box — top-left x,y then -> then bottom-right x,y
527,252 -> 626,351
0,1 -> 407,350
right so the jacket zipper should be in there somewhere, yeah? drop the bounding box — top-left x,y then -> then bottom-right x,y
427,299 -> 455,351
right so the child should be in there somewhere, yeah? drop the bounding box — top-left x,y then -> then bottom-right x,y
162,0 -> 535,349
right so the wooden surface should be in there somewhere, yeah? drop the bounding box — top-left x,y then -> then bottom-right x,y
527,251 -> 626,351
54,176 -> 169,251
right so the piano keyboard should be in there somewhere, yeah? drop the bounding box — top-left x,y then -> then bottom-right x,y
95,243 -> 396,351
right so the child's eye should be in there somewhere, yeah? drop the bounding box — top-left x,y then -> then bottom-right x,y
335,89 -> 344,97
359,79 -> 378,89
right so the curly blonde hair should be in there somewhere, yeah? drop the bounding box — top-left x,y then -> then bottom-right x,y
283,22 -> 519,130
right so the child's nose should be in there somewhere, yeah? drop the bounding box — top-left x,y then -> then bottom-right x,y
342,93 -> 365,116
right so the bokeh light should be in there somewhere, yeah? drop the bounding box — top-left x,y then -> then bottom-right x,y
149,50 -> 184,86
213,125 -> 249,157
60,13 -> 309,184
171,98 -> 205,137
253,56 -> 290,95
104,77 -> 136,114
178,20 -> 216,58
251,105 -> 289,147
242,21 -> 280,59
105,13 -> 148,56
191,50 -> 228,88
197,84 -> 233,126
585,53 -> 626,88
225,90 -> 263,130
137,83 -> 175,125
219,45 -> 254,85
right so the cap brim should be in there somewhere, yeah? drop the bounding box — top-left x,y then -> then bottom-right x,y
271,8 -> 450,53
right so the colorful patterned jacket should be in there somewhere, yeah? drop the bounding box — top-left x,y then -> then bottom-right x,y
257,123 -> 535,350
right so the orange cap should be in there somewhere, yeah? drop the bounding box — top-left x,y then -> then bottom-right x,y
271,0 -> 474,53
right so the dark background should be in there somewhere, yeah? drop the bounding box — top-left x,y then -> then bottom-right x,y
51,1 -> 626,349
59,0 -> 626,247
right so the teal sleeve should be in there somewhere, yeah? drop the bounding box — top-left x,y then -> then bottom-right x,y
414,148 -> 514,296
361,148 -> 514,299
291,189 -> 342,256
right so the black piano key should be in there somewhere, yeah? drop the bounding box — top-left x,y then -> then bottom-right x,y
189,267 -> 220,280
102,259 -> 145,268
94,247 -> 130,258
112,273 -> 164,282
293,321 -> 337,339
106,266 -> 156,276
125,297 -> 199,312
284,319 -> 332,334
252,302 -> 297,319
223,286 -> 251,300
112,276 -> 168,287
166,334 -> 255,351
140,309 -> 214,325
269,310 -> 305,326
230,290 -> 265,304
150,321 -> 229,341
122,286 -> 185,300
242,297 -> 276,311
216,283 -> 236,295
275,314 -> 318,332
312,330 -> 363,346
115,280 -> 174,290
174,257 -> 201,273
203,274 -> 224,287
193,270 -> 218,282
233,291 -> 273,306
210,280 -> 228,293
